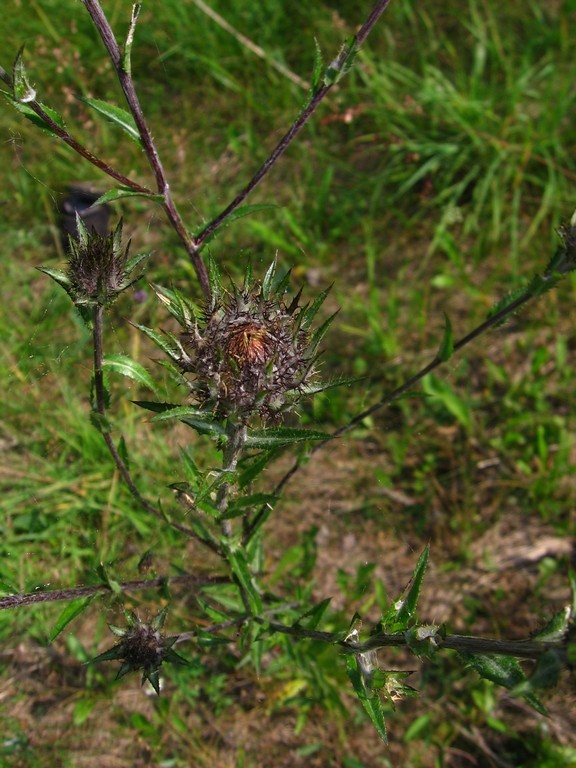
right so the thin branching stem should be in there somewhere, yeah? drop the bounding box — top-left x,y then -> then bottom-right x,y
260,620 -> 567,662
81,0 -> 211,300
0,66 -> 151,194
243,287 -> 537,543
194,0 -> 393,248
0,573 -> 230,611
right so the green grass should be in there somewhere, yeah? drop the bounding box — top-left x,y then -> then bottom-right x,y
1,0 -> 575,765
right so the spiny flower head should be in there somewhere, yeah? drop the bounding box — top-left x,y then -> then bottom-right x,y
171,260 -> 334,422
67,216 -> 132,305
38,216 -> 149,317
91,607 -> 189,694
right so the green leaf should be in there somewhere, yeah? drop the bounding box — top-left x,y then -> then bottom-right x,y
261,259 -> 278,301
396,545 -> 429,627
532,606 -> 571,642
323,36 -> 359,87
514,650 -> 563,693
132,400 -> 180,414
8,97 -> 67,137
422,374 -> 473,431
12,46 -> 36,103
465,654 -> 546,715
195,204 -> 277,244
294,597 -> 331,630
222,493 -> 277,521
122,2 -> 141,76
96,563 -> 122,595
208,254 -> 223,310
151,283 -> 200,328
79,97 -> 142,145
102,354 -> 159,394
310,38 -> 325,94
300,284 -> 332,329
346,656 -> 388,742
148,405 -> 226,439
307,309 -> 339,353
124,250 -> 151,276
93,188 -> 164,206
132,323 -> 181,360
227,548 -> 262,614
50,596 -> 97,642
437,313 -> 454,362
36,266 -> 73,294
245,427 -> 331,448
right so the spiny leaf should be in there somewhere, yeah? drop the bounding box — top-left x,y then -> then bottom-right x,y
466,653 -> 547,715
12,46 -> 36,103
93,188 -> 164,206
8,98 -> 66,135
227,548 -> 262,614
36,266 -> 73,295
79,97 -> 142,145
245,427 -> 331,447
102,354 -> 159,394
261,258 -> 277,300
346,656 -> 388,742
395,545 -> 429,627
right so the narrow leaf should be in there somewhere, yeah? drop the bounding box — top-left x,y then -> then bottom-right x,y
346,656 -> 388,742
261,258 -> 277,300
195,204 -> 277,244
36,266 -> 73,294
396,545 -> 429,627
50,596 -> 97,642
245,427 -> 331,447
122,2 -> 141,76
227,548 -> 262,614
294,597 -> 332,630
311,38 -> 325,94
79,97 -> 142,145
437,313 -> 454,362
12,46 -> 36,102
93,188 -> 164,206
102,354 -> 159,393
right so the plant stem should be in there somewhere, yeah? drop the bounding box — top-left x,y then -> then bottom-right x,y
243,284 -> 540,544
0,66 -> 151,194
194,0 -> 393,248
0,573 -> 230,611
217,420 -> 247,537
81,0 -> 211,300
92,305 -> 222,555
260,620 -> 566,663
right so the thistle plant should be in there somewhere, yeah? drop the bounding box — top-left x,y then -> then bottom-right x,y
1,0 -> 576,748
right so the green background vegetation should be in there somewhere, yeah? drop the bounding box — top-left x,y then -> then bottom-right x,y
0,0 -> 575,765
